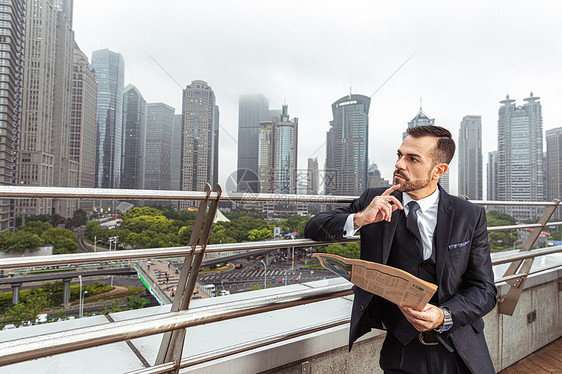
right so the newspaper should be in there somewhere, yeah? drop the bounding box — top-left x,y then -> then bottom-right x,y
312,253 -> 437,310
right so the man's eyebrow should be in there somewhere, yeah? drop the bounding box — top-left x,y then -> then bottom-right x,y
397,150 -> 423,158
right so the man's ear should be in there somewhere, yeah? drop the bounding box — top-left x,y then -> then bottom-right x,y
432,163 -> 448,181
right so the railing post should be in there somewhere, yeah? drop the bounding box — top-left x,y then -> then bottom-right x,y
155,184 -> 222,372
498,199 -> 560,315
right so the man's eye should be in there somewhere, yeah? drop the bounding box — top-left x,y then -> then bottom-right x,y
409,157 -> 417,162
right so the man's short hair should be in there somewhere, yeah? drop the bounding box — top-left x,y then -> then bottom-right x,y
406,125 -> 455,164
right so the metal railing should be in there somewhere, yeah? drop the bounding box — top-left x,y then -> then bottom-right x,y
0,185 -> 560,372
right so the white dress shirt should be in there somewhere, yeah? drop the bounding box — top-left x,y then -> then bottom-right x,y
343,188 -> 440,260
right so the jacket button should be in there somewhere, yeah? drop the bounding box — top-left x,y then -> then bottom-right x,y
360,305 -> 364,312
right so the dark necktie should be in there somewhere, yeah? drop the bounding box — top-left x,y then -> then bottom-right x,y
406,201 -> 423,257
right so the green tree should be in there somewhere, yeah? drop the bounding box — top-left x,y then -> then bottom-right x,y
3,292 -> 49,327
0,230 -> 42,253
122,207 -> 164,220
40,228 -> 78,254
126,295 -> 149,310
248,228 -> 273,241
21,221 -> 53,236
278,215 -> 311,235
326,242 -> 360,259
69,209 -> 88,227
486,211 -> 516,226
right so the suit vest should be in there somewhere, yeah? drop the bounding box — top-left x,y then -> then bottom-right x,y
376,210 -> 439,345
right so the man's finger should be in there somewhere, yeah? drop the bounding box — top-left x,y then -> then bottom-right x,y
387,196 -> 404,210
381,184 -> 400,196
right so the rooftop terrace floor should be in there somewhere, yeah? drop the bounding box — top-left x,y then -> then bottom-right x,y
500,337 -> 561,374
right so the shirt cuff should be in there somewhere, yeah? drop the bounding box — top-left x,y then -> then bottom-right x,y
343,214 -> 360,237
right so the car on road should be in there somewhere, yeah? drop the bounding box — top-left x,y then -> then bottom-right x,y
234,264 -> 243,269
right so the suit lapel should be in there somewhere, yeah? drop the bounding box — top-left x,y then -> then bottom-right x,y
435,186 -> 454,287
382,191 -> 402,264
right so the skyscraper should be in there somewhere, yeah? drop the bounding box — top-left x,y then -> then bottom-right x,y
257,105 -> 298,194
325,94 -> 370,196
52,5 -> 78,217
180,80 -> 218,208
19,0 -> 66,216
91,49 -> 125,189
121,85 -> 146,190
458,115 -> 483,199
487,151 -> 498,201
145,103 -> 174,191
71,45 -> 98,214
236,94 -> 280,193
0,0 -> 25,230
405,107 -> 449,191
170,114 -> 182,192
367,163 -> 391,188
497,93 -> 544,219
307,158 -> 319,195
545,127 -> 562,219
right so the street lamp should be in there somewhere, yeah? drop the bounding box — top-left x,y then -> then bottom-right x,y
93,236 -> 102,252
79,275 -> 83,317
260,259 -> 266,289
80,291 -> 88,318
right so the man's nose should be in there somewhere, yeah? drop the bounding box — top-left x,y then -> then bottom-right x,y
395,156 -> 406,170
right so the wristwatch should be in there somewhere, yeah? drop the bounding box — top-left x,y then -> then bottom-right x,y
435,307 -> 453,333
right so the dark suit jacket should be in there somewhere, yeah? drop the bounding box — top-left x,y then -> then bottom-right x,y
304,186 -> 497,374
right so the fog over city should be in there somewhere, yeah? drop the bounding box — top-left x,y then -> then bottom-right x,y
73,0 -> 562,196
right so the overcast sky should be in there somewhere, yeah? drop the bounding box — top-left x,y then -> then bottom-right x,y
73,0 -> 562,197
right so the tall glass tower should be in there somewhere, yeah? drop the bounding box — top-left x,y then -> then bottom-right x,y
258,105 -> 298,194
236,94 -> 280,193
325,94 -> 370,196
121,85 -> 146,190
91,49 -> 125,189
458,115 -> 483,199
497,93 -> 544,219
145,102 -> 174,191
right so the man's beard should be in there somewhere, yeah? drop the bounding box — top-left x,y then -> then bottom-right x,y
393,170 -> 432,192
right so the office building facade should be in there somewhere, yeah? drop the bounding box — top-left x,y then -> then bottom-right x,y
145,103 -> 174,191
180,80 -> 218,208
367,163 -> 391,188
70,45 -> 97,213
19,0 -> 60,216
91,49 -> 124,189
545,127 -> 562,219
0,0 -> 25,229
307,158 -> 319,195
170,114 -> 182,192
236,94 -> 280,193
458,115 -> 483,200
121,85 -> 146,190
497,94 -> 544,219
258,105 -> 298,194
325,94 -> 370,196
487,151 -> 498,202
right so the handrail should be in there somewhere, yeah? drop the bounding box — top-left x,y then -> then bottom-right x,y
1,233 -> 559,271
0,283 -> 353,366
0,245 -> 561,368
0,186 -> 559,205
0,186 -> 559,371
0,238 -> 360,270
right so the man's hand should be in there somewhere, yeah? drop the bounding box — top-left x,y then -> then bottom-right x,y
354,185 -> 403,226
399,304 -> 444,332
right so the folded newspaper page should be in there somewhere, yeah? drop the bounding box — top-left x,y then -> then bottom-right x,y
312,253 -> 437,310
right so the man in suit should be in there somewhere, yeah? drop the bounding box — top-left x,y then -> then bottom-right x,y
305,126 -> 497,374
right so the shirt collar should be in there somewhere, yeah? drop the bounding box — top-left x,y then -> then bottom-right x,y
403,188 -> 440,214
